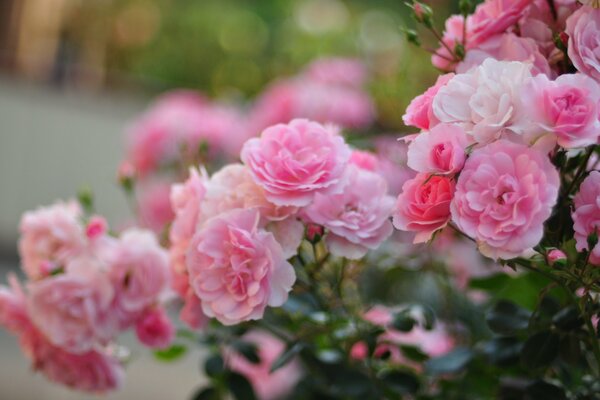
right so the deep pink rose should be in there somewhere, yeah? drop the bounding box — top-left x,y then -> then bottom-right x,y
468,0 -> 532,46
226,330 -> 303,400
407,123 -> 471,175
572,171 -> 600,265
403,74 -> 455,130
135,307 -> 175,349
451,140 -> 559,259
19,201 -> 85,280
522,73 -> 600,148
566,7 -> 600,83
393,173 -> 455,243
304,166 -> 395,259
187,209 -> 296,325
241,119 -> 351,207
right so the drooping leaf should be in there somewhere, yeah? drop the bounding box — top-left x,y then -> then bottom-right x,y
486,300 -> 531,335
521,331 -> 560,369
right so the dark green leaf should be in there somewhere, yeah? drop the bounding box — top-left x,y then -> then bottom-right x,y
391,310 -> 416,332
552,306 -> 584,331
227,372 -> 257,400
425,348 -> 473,376
400,345 -> 429,363
521,331 -> 560,369
559,334 -> 581,365
480,337 -> 523,366
486,300 -> 531,335
192,387 -> 220,400
232,341 -> 261,364
380,370 -> 420,395
526,380 -> 567,400
270,342 -> 304,373
204,354 -> 224,378
154,344 -> 187,362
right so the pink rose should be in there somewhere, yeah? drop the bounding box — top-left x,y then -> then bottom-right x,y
393,173 -> 455,243
521,73 -> 600,148
547,249 -> 567,265
18,201 -> 85,280
468,0 -> 532,46
407,123 -> 471,175
241,119 -> 351,207
179,289 -> 209,330
0,274 -> 31,335
374,137 -> 417,196
458,33 -> 552,77
226,330 -> 303,400
135,307 -> 175,349
304,166 -> 395,259
136,179 -> 175,233
27,264 -> 115,353
572,171 -> 600,265
566,7 -> 600,83
451,140 -> 559,259
432,15 -> 466,71
349,150 -> 379,171
109,229 -> 169,318
303,57 -> 368,88
187,209 -> 296,325
403,74 -> 455,130
170,167 -> 207,244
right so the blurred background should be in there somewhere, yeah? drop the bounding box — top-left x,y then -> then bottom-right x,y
0,0 -> 455,398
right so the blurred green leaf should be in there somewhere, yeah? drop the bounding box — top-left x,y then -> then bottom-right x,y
425,348 -> 473,376
270,342 -> 305,373
153,344 -> 187,362
227,372 -> 257,400
486,300 -> 531,335
521,331 -> 560,370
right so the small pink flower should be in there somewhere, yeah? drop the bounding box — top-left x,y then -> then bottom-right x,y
136,179 -> 175,233
451,140 -> 559,259
306,223 -> 324,242
19,201 -> 85,280
521,73 -> 600,148
572,171 -> 600,265
135,307 -> 175,349
86,216 -> 108,240
304,166 -> 395,259
226,330 -> 303,400
407,123 -> 471,175
403,73 -> 454,130
566,7 -> 600,83
547,249 -> 567,265
187,209 -> 296,325
241,119 -> 351,207
393,173 -> 455,243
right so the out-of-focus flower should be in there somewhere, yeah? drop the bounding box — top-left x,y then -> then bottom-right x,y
566,7 -> 600,83
572,171 -> 600,265
135,307 -> 175,349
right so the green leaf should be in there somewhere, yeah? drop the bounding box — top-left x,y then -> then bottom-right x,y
204,354 -> 224,378
380,370 -> 420,395
480,337 -> 523,366
390,310 -> 416,332
552,305 -> 584,331
559,334 -> 581,365
227,372 -> 257,400
153,344 -> 187,362
425,348 -> 473,376
192,387 -> 220,400
526,380 -> 567,400
486,300 -> 531,335
270,342 -> 304,373
400,345 -> 429,363
232,341 -> 261,364
521,331 -> 560,369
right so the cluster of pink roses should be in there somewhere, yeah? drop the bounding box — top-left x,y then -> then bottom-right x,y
169,118 -> 396,327
397,1 -> 600,260
0,201 -> 174,393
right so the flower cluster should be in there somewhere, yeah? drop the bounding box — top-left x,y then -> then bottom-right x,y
0,201 -> 173,393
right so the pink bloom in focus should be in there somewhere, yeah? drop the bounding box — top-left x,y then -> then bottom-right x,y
393,173 -> 455,243
572,171 -> 600,265
403,74 -> 454,130
19,201 -> 85,280
451,140 -> 559,259
468,0 -> 532,46
547,249 -> 567,265
303,57 -> 368,88
521,73 -> 600,148
407,123 -> 471,175
241,119 -> 351,207
135,307 -> 175,349
226,330 -> 303,400
304,166 -> 395,259
566,7 -> 600,83
187,209 -> 296,325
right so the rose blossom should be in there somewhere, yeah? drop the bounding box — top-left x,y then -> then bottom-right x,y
433,59 -> 535,144
374,137 -> 417,196
451,140 -> 559,259
403,73 -> 454,130
393,173 -> 455,243
135,307 -> 175,349
226,330 -> 303,400
547,249 -> 567,265
18,201 -> 85,280
566,7 -> 600,83
187,209 -> 296,325
521,73 -> 600,148
349,150 -> 379,171
304,166 -> 395,259
136,179 -> 175,233
572,171 -> 600,265
432,16 -> 466,71
241,119 -> 351,207
468,0 -> 532,46
407,123 -> 471,175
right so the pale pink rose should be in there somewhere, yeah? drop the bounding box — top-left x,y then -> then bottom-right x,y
403,74 -> 455,130
566,7 -> 600,83
572,171 -> 600,264
27,265 -> 115,353
468,0 -> 532,46
179,289 -> 209,330
170,167 -> 207,244
19,201 -> 85,280
304,166 -> 395,259
135,307 -> 175,349
226,330 -> 303,400
547,249 -> 567,264
433,59 -> 535,144
451,140 -> 559,259
109,229 -> 169,317
393,173 -> 455,244
407,123 -> 471,175
241,119 -> 351,207
349,150 -> 379,171
201,164 -> 297,224
432,15 -> 466,71
374,137 -> 417,196
458,33 -> 552,77
0,274 -> 31,335
187,209 -> 296,325
137,179 -> 175,233
265,218 -> 305,259
303,57 -> 368,88
518,0 -> 577,56
521,73 -> 600,148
